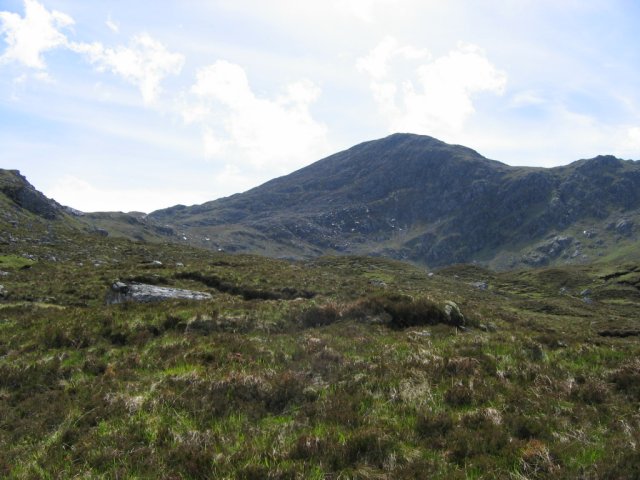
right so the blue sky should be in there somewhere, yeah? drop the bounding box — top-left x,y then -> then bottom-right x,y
1,0 -> 639,212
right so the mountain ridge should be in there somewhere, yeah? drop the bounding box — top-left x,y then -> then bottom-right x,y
146,133 -> 640,268
2,133 -> 639,269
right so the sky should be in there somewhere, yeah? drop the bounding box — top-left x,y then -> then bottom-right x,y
1,0 -> 639,213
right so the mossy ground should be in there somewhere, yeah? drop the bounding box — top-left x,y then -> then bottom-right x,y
1,233 -> 639,479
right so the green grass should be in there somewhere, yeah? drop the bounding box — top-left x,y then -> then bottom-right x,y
0,254 -> 35,270
0,229 -> 639,478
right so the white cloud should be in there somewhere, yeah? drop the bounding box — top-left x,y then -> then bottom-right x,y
356,35 -> 430,79
358,38 -> 507,139
509,90 -> 547,108
71,34 -> 184,104
628,127 -> 640,149
0,0 -> 73,69
187,60 -> 329,172
106,15 -> 119,34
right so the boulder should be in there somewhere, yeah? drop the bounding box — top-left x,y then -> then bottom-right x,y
444,301 -> 465,326
0,285 -> 6,298
106,282 -> 212,304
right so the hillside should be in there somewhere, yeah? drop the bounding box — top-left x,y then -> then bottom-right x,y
5,134 -> 638,270
147,133 -> 640,269
1,210 -> 640,477
2,162 -> 640,477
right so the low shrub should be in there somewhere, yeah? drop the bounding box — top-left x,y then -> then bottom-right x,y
345,293 -> 449,328
416,411 -> 455,441
298,303 -> 341,328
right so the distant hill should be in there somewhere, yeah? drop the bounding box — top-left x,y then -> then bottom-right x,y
147,133 -> 640,268
3,133 -> 639,268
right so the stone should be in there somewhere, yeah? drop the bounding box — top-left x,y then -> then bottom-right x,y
106,282 -> 212,304
470,281 -> 488,290
444,301 -> 465,326
0,285 -> 6,298
0,271 -> 9,277
615,219 -> 634,236
368,279 -> 387,287
580,288 -> 591,297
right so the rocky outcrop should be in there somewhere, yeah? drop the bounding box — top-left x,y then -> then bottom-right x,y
106,282 -> 212,304
0,170 -> 62,220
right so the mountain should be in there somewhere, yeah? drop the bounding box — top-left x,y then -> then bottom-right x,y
3,133 -> 639,268
148,133 -> 640,268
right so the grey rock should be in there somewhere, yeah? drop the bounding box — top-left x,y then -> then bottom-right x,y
112,281 -> 129,293
523,236 -> 574,266
0,285 -> 6,297
175,262 -> 184,268
368,279 -> 387,287
0,170 -> 61,219
106,282 -> 212,304
0,271 -> 9,277
580,288 -> 591,296
444,301 -> 465,326
615,219 -> 634,236
470,281 -> 488,290
582,296 -> 593,304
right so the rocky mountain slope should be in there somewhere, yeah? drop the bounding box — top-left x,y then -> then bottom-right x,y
148,133 -> 640,268
3,133 -> 639,269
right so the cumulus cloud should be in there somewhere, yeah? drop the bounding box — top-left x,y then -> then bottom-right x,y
358,38 -> 507,139
0,0 -> 73,69
71,34 -> 184,104
187,60 -> 329,172
628,127 -> 640,149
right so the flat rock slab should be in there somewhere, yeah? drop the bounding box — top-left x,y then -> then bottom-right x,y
107,282 -> 212,304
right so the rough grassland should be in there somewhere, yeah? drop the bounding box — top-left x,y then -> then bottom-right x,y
1,235 -> 640,479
